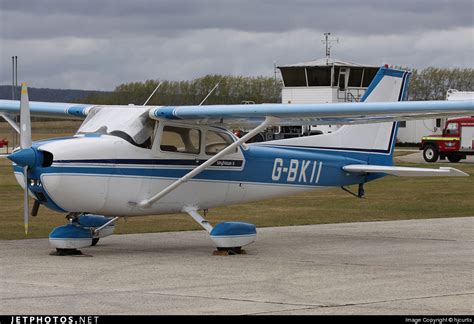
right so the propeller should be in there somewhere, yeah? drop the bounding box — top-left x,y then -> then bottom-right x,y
19,82 -> 32,235
5,83 -> 45,235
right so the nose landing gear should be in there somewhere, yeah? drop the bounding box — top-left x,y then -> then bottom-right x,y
49,213 -> 118,256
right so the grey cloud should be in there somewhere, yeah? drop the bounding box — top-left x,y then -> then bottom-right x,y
1,0 -> 472,40
0,1 -> 472,90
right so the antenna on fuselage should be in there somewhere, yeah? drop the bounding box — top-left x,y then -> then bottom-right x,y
142,81 -> 163,106
199,82 -> 220,106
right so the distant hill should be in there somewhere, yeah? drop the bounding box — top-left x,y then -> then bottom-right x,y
0,85 -> 112,103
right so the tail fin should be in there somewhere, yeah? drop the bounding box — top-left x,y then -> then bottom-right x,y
269,66 -> 411,160
360,67 -> 410,103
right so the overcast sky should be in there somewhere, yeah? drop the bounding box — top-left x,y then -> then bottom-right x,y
0,0 -> 473,90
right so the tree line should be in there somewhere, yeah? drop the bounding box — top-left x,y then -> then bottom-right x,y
80,67 -> 473,105
81,75 -> 282,106
409,67 -> 473,100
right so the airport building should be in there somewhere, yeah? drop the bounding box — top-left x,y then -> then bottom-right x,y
277,57 -> 378,136
396,89 -> 474,143
277,58 -> 472,143
278,57 -> 379,104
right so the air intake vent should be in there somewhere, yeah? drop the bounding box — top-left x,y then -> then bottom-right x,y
41,151 -> 54,167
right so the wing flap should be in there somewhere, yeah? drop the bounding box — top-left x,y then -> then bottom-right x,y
343,165 -> 469,177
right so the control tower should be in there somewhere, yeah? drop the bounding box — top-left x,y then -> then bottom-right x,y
278,58 -> 379,104
277,58 -> 379,135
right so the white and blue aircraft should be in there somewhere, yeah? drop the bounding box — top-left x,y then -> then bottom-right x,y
0,66 -> 473,254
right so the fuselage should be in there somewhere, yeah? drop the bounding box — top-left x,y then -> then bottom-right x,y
12,120 -> 378,217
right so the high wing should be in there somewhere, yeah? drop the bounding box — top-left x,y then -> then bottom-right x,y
1,66 -> 473,127
0,100 -> 94,119
148,100 -> 474,127
1,99 -> 473,127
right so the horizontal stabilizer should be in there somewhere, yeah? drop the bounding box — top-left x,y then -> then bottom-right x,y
343,165 -> 469,177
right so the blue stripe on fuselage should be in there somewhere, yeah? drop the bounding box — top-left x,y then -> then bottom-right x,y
16,144 -> 373,188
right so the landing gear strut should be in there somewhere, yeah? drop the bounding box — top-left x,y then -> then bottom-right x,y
341,183 -> 365,198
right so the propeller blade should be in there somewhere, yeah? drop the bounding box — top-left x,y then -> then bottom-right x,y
20,83 -> 32,235
23,166 -> 29,235
20,82 -> 31,149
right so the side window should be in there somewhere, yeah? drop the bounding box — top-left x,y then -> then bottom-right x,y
160,126 -> 201,154
205,130 -> 236,155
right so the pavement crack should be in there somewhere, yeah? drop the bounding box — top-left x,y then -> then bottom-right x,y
141,290 -> 326,308
248,292 -> 474,315
331,292 -> 474,308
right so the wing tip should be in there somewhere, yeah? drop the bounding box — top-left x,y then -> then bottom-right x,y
439,167 -> 469,177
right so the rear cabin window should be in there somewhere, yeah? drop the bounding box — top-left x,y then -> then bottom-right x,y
160,126 -> 201,154
205,130 -> 235,155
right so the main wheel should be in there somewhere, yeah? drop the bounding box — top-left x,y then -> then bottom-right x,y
91,238 -> 99,246
447,155 -> 462,163
423,144 -> 439,163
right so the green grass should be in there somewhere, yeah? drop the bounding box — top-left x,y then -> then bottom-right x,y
0,122 -> 473,239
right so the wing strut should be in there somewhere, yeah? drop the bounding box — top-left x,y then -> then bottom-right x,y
0,113 -> 20,133
138,116 -> 278,209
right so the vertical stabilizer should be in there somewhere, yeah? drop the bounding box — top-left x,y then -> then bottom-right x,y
266,66 -> 411,157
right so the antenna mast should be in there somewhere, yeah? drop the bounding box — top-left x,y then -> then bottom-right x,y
322,32 -> 338,65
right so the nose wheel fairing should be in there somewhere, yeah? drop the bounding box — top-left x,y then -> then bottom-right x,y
48,214 -> 117,254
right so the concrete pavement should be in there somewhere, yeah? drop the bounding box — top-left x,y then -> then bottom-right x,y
1,217 -> 473,315
395,151 -> 474,164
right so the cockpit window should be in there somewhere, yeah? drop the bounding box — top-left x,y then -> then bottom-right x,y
77,107 -> 154,148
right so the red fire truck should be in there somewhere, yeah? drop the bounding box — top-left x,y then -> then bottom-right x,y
0,138 -> 8,152
420,117 -> 474,163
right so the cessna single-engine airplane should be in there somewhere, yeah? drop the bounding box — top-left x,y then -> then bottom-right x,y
0,66 -> 473,254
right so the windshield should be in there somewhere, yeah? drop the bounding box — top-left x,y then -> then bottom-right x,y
77,107 -> 154,147
444,122 -> 459,135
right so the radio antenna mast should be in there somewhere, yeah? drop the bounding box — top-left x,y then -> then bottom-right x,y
321,32 -> 339,65
143,81 -> 163,106
199,82 -> 220,106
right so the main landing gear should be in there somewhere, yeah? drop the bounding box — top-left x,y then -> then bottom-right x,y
49,213 -> 118,256
184,208 -> 257,256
